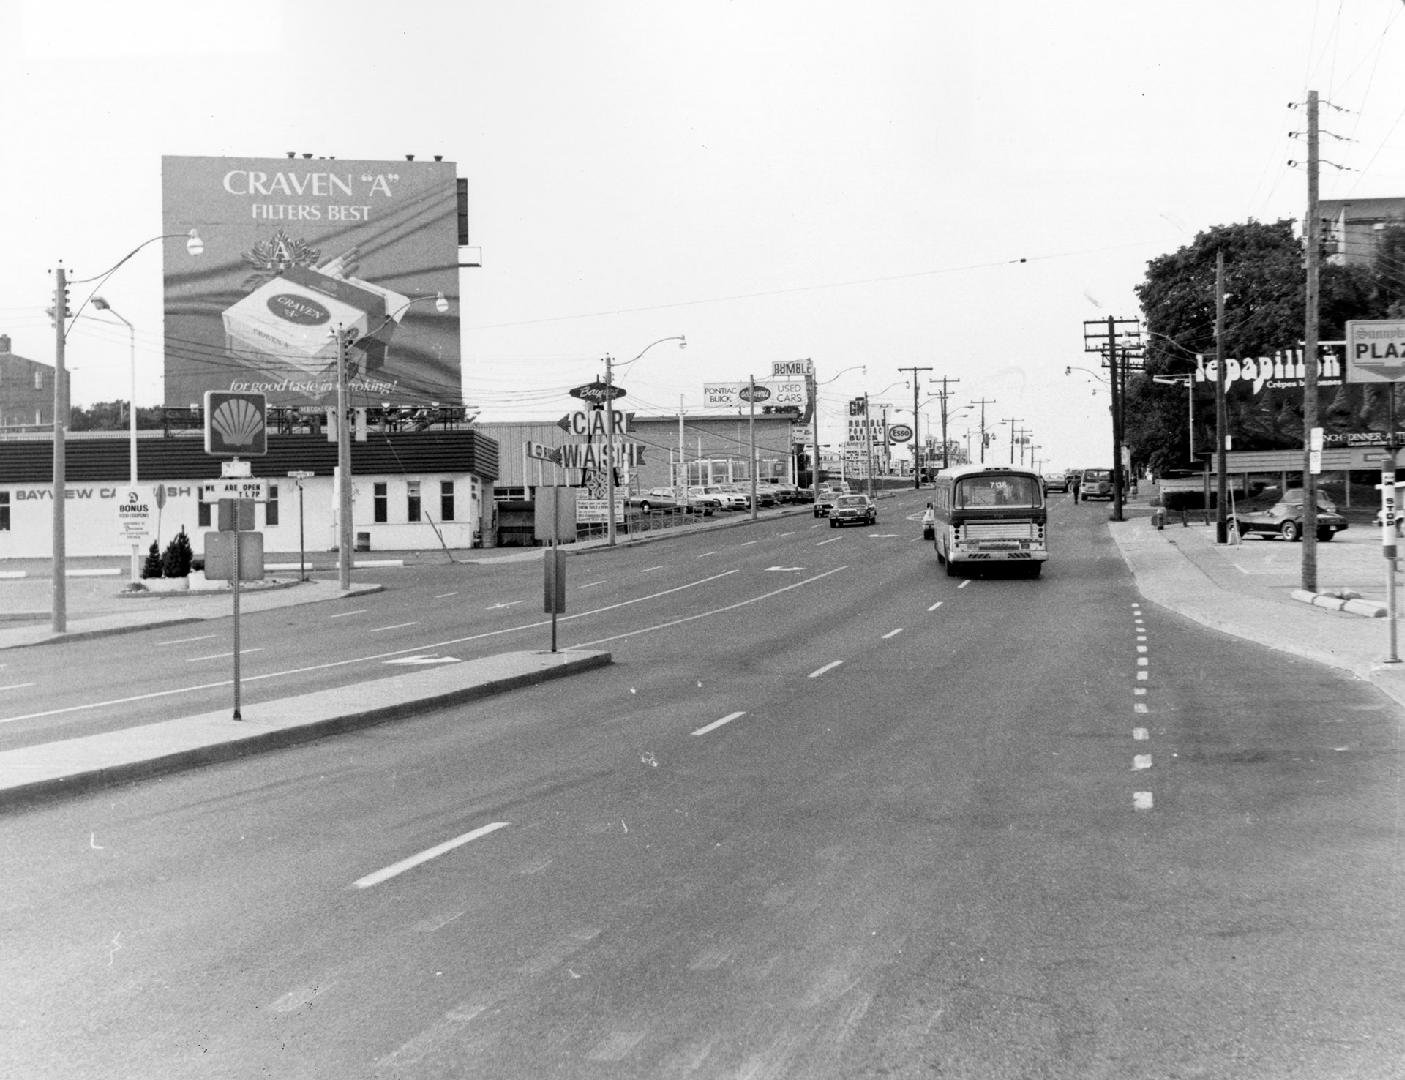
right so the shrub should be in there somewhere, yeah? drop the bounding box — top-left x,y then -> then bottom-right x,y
142,540 -> 163,579
161,528 -> 194,578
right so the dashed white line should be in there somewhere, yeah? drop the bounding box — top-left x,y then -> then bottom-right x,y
1133,754 -> 1153,771
958,580 -> 971,589
697,551 -> 717,558
882,628 -> 903,639
808,660 -> 844,678
579,581 -> 606,590
158,633 -> 217,645
692,711 -> 746,736
1133,727 -> 1150,741
353,821 -> 510,889
433,591 -> 458,599
186,648 -> 264,662
927,601 -> 943,611
816,537 -> 840,546
740,540 -> 759,546
0,683 -> 36,692
641,565 -> 665,573
329,609 -> 367,619
369,622 -> 419,633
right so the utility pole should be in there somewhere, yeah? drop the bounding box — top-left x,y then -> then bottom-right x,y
972,398 -> 996,463
1000,418 -> 1024,465
334,325 -> 358,590
1215,250 -> 1229,544
934,376 -> 961,470
899,365 -> 932,486
605,353 -> 618,546
863,393 -> 875,499
1302,89 -> 1321,590
51,265 -> 69,633
1083,317 -> 1140,522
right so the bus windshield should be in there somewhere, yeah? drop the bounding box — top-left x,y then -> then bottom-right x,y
955,474 -> 1041,509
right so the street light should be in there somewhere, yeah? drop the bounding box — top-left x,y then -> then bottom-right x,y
335,291 -> 451,589
50,229 -> 202,633
812,364 -> 865,502
90,297 -> 140,586
601,335 -> 685,546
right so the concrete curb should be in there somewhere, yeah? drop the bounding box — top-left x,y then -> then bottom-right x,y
0,649 -> 611,812
1290,588 -> 1387,618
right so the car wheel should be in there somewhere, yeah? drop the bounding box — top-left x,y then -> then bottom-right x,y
945,556 -> 957,577
1317,529 -> 1336,542
813,507 -> 820,518
830,517 -> 838,528
1280,520 -> 1300,542
639,500 -> 651,513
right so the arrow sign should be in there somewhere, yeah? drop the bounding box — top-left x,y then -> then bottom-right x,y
385,654 -> 462,666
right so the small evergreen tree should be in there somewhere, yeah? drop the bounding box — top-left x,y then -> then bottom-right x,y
161,528 -> 193,578
142,540 -> 163,579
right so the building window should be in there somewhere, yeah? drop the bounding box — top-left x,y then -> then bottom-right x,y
266,484 -> 279,527
440,480 -> 455,521
34,369 -> 43,391
0,491 -> 8,531
374,482 -> 388,523
198,499 -> 211,528
407,480 -> 421,522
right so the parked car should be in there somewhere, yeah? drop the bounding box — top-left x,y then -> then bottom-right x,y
1233,488 -> 1348,541
628,492 -> 678,513
829,494 -> 877,528
1043,472 -> 1069,494
750,485 -> 778,508
703,485 -> 749,510
651,487 -> 719,515
766,483 -> 801,503
1078,467 -> 1114,501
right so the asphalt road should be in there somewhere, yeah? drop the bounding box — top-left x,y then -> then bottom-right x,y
2,491 -> 1401,1078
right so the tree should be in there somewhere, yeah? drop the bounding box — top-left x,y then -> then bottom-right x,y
1130,220 -> 1390,465
160,528 -> 193,578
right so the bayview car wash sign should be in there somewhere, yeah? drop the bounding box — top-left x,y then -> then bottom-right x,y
1345,321 -> 1405,383
161,155 -> 462,409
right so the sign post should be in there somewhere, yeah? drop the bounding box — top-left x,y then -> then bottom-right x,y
288,470 -> 314,581
1346,321 -> 1405,662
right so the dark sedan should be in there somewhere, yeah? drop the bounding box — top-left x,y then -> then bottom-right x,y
1233,489 -> 1348,542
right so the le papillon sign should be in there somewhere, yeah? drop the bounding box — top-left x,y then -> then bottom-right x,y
204,391 -> 268,456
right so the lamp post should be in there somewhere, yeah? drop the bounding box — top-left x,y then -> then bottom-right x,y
335,292 -> 450,589
91,297 -> 140,586
50,230 -> 202,633
603,335 -> 686,546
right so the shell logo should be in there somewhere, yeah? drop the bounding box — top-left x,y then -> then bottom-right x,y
204,391 -> 268,456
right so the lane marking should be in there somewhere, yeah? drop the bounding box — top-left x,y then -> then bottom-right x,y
572,567 -> 845,650
369,622 -> 419,633
641,565 -> 665,573
353,821 -> 510,889
0,568 -> 744,725
692,711 -> 746,736
1133,754 -> 1153,770
958,580 -> 971,589
740,540 -> 759,547
329,609 -> 367,619
927,601 -> 943,611
158,633 -> 217,646
1133,791 -> 1154,811
0,682 -> 36,692
882,628 -> 903,639
1134,702 -> 1148,713
808,660 -> 844,678
817,537 -> 840,546
579,581 -> 606,590
697,551 -> 717,558
1133,727 -> 1149,741
433,591 -> 458,599
186,648 -> 264,662
487,600 -> 525,610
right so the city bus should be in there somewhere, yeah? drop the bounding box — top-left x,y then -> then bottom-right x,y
929,464 -> 1048,577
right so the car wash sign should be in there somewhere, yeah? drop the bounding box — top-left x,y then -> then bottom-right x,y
1346,321 -> 1405,383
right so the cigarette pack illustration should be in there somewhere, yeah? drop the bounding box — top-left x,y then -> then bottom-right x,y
221,256 -> 410,375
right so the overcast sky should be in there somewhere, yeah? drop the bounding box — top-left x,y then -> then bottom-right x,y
3,0 -> 1404,470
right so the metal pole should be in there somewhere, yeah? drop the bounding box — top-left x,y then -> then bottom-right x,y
336,326 -> 353,589
1302,89 -> 1321,591
811,369 -> 821,502
298,481 -> 306,582
606,353 -> 617,546
1386,392 -> 1399,663
864,393 -> 874,500
232,527 -> 243,720
748,374 -> 758,521
52,266 -> 68,634
1215,254 -> 1228,543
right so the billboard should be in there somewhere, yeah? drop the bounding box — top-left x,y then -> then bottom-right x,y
162,155 -> 462,408
702,381 -> 808,409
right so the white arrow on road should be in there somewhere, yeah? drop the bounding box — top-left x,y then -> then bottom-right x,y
486,600 -> 525,610
385,654 -> 462,666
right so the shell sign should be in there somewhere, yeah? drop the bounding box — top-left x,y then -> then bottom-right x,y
204,391 -> 268,456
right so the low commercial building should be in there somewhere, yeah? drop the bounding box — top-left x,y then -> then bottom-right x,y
0,428 -> 498,559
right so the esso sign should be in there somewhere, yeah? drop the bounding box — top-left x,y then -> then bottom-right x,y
889,423 -> 914,443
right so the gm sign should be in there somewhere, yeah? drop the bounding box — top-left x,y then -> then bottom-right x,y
204,391 -> 268,456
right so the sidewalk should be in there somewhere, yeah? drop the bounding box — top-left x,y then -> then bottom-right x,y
3,495 -> 1403,811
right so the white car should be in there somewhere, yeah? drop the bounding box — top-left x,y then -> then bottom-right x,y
704,485 -> 750,510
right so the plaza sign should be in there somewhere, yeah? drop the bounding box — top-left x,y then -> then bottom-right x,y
1345,321 -> 1405,383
